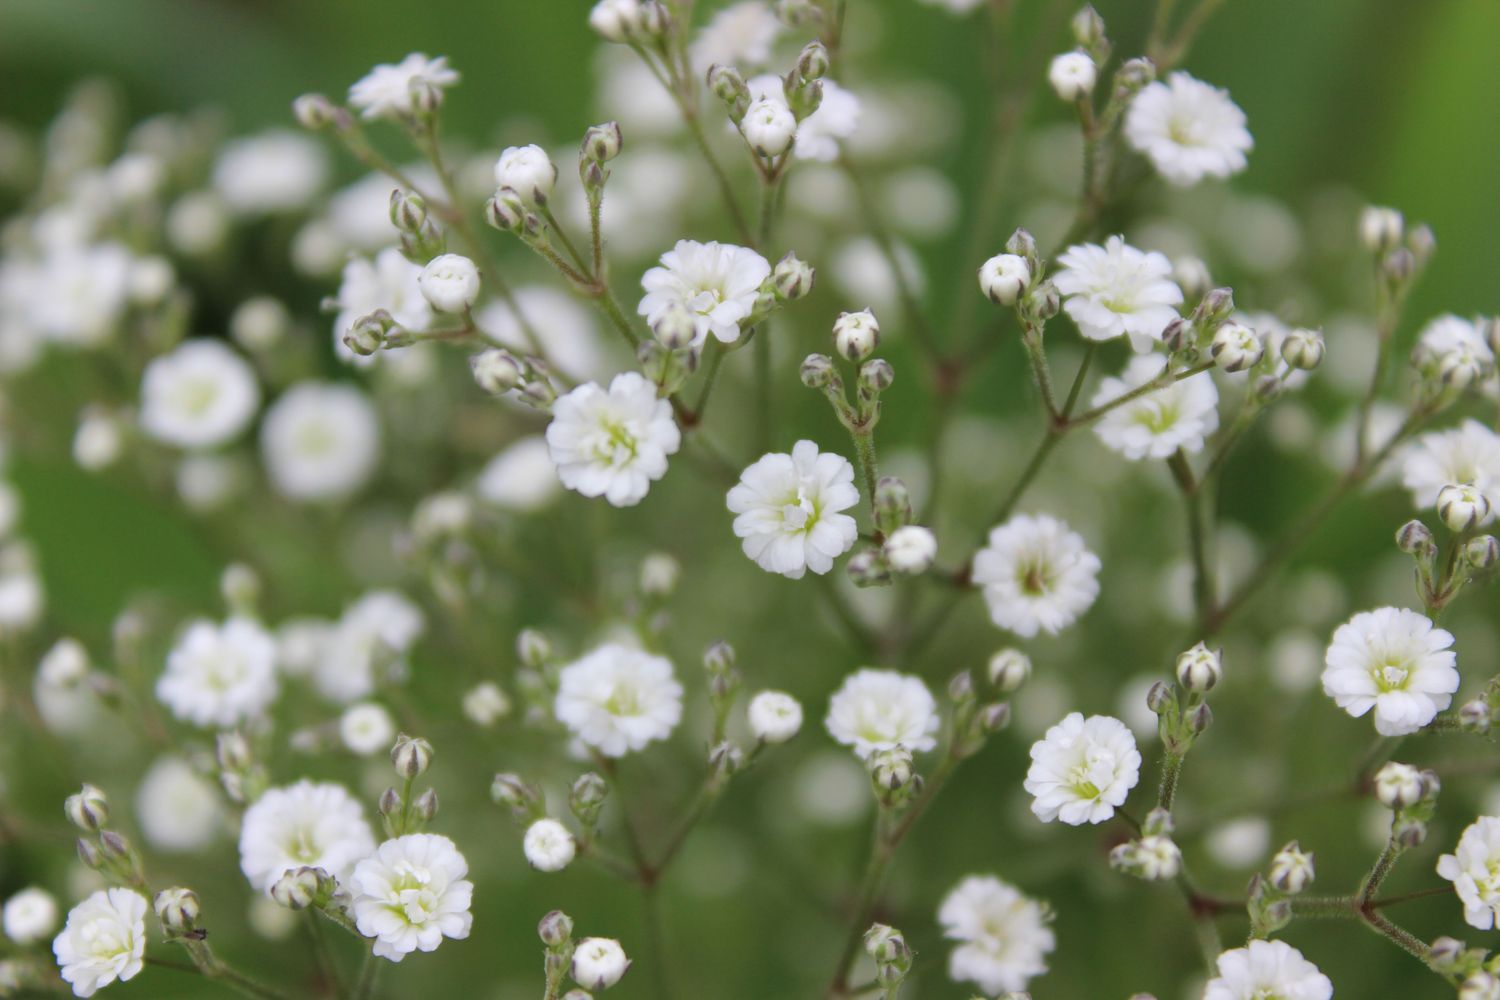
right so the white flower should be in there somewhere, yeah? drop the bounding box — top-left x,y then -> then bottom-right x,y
462,682 -> 511,726
239,780 -> 377,892
546,372 -> 681,507
726,440 -> 860,579
315,590 -> 426,703
638,239 -> 770,346
1092,354 -> 1220,460
340,702 -> 397,755
938,875 -> 1054,997
1321,607 -> 1459,736
52,889 -> 147,998
348,53 -> 459,120
884,524 -> 937,574
476,435 -> 563,513
4,887 -> 58,945
138,339 -> 261,450
1125,71 -> 1252,186
825,668 -> 939,760
417,254 -> 480,314
1203,939 -> 1332,1000
689,1 -> 781,73
749,75 -> 860,161
978,253 -> 1030,306
261,381 -> 382,503
590,0 -> 642,41
523,819 -> 576,872
1438,816 -> 1500,930
155,616 -> 278,728
747,690 -> 803,744
135,757 -> 223,853
332,248 -> 433,363
212,130 -> 328,215
1024,712 -> 1141,825
742,97 -> 798,157
917,0 -> 987,11
554,644 -> 683,757
350,834 -> 473,962
1054,236 -> 1184,352
572,937 -> 630,990
1048,52 -> 1097,102
34,638 -> 97,734
972,513 -> 1101,638
29,243 -> 134,347
1403,419 -> 1500,523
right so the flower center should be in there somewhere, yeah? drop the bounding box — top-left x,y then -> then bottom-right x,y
285,825 -> 323,863
1016,557 -> 1053,596
1374,658 -> 1411,692
604,682 -> 641,717
590,418 -> 639,466
686,287 -> 724,316
1133,399 -> 1179,434
781,487 -> 817,532
80,917 -> 131,958
1067,746 -> 1115,800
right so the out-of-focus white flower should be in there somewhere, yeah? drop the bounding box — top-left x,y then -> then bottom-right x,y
938,875 -> 1054,996
1321,607 -> 1458,736
167,191 -> 231,256
176,453 -> 247,512
747,690 -> 803,744
340,702 -> 397,756
138,339 -> 261,450
749,75 -> 860,161
1024,712 -> 1141,825
493,145 -> 556,204
348,53 -> 459,121
1205,817 -> 1271,871
726,440 -> 860,579
315,590 -> 425,704
1438,816 -> 1500,930
476,436 -> 563,513
73,408 -> 125,471
1048,52 -> 1097,102
1402,419 -> 1500,524
689,1 -> 780,73
571,937 -> 630,990
260,381 -> 382,503
34,638 -> 97,734
333,248 -> 433,363
212,130 -> 327,215
155,617 -> 278,728
545,372 -> 681,507
0,549 -> 42,637
638,239 -> 770,346
1091,354 -> 1219,460
52,888 -> 147,998
523,819 -> 576,872
590,0 -> 642,41
916,0 -> 987,11
231,296 -> 291,352
825,668 -> 939,760
462,682 -> 511,726
417,254 -> 480,314
742,97 -> 798,157
884,524 -> 937,574
1125,71 -> 1252,186
972,513 -> 1101,638
30,243 -> 134,347
477,285 -> 611,383
1203,939 -> 1331,1000
239,780 -> 376,892
1414,314 -> 1494,375
4,887 -> 58,945
135,757 -> 222,853
555,644 -> 683,757
1360,206 -> 1404,252
351,834 -> 473,962
1054,236 -> 1183,352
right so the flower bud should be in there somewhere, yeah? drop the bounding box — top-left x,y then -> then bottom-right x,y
1393,816 -> 1428,849
344,310 -> 391,356
859,358 -> 895,393
635,0 -> 669,37
1395,519 -> 1434,556
1465,535 -> 1499,570
1048,51 -> 1097,102
1028,280 -> 1061,320
524,817 -> 576,872
1210,321 -> 1264,372
1458,698 -> 1491,734
702,640 -> 735,675
1113,56 -> 1156,97
470,349 -> 524,395
948,670 -> 975,705
154,888 -> 200,935
884,525 -> 936,575
1195,286 -> 1235,326
1146,680 -> 1174,715
797,40 -> 830,81
800,352 -> 836,388
379,787 -> 403,817
589,0 -> 640,41
76,838 -> 103,870
833,309 -> 880,361
1072,5 -> 1107,50
292,92 -> 338,130
869,746 -> 914,793
652,300 -> 698,351
979,701 -> 1011,732
1407,223 -> 1437,265
987,648 -> 1031,693
571,937 -> 631,991
1460,972 -> 1500,1000
539,909 -> 574,948
570,772 -> 610,823
707,64 -> 750,117
1373,761 -> 1424,810
1161,317 -> 1194,354
772,252 -> 815,300
413,788 -> 439,822
418,253 -> 481,314
846,548 -> 892,588
1359,206 -> 1404,253
1438,483 -> 1490,532
269,867 -> 323,910
1268,841 -> 1315,894
864,924 -> 910,967
1135,835 -> 1182,880
1428,936 -> 1466,971
742,98 -> 797,157
391,734 -> 433,779
1187,701 -> 1212,735
1279,327 -> 1325,370
65,784 -> 109,831
98,830 -> 132,862
1382,247 -> 1415,284
491,772 -> 542,815
1175,642 -> 1222,693
978,253 -> 1031,306
582,121 -> 623,163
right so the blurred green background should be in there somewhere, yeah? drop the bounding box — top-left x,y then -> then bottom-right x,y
3,1 -> 1500,998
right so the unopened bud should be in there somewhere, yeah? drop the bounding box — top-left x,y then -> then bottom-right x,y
859,358 -> 894,392
1373,761 -> 1424,810
1175,642 -> 1222,693
800,353 -> 836,388
1359,206 -> 1404,253
1465,535 -> 1499,570
978,253 -> 1030,306
65,785 -> 109,831
1279,328 -> 1325,370
582,121 -> 623,163
1268,842 -> 1315,894
1438,483 -> 1490,533
797,41 -> 830,81
1210,321 -> 1263,372
414,788 -> 439,822
379,787 -> 403,817
517,628 -> 552,668
846,548 -> 892,588
292,93 -> 337,131
1028,280 -> 1061,320
1161,317 -> 1193,353
772,252 -> 815,300
391,734 -> 433,779
389,189 -> 428,232
539,909 -> 574,948
1146,680 -> 1174,715
1459,698 -> 1492,734
987,648 -> 1031,693
1187,701 -> 1213,734
833,309 -> 880,361
869,746 -> 914,792
1395,519 -> 1434,556
154,888 -> 200,934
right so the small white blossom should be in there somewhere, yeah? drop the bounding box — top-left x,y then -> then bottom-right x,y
572,937 -> 630,990
1373,761 -> 1426,810
742,97 -> 798,157
4,887 -> 58,945
747,690 -> 803,744
523,819 -> 576,873
1360,206 -> 1404,252
155,616 -> 278,728
972,513 -> 1101,638
689,1 -> 781,73
726,440 -> 860,579
1054,236 -> 1184,352
260,381 -> 382,503
417,253 -> 480,314
348,53 -> 459,121
1403,419 -> 1500,524
1438,817 -> 1500,930
350,834 -> 474,962
638,239 -> 771,346
825,668 -> 939,760
340,702 -> 397,756
545,372 -> 681,507
1092,355 -> 1220,460
333,248 -> 432,362
493,145 -> 557,204
938,875 -> 1055,996
139,339 -> 261,450
978,253 -> 1030,306
1125,71 -> 1252,186
1024,712 -> 1141,825
239,780 -> 377,892
135,757 -> 223,853
315,590 -> 425,704
590,0 -> 642,41
462,682 -> 511,726
884,524 -> 937,574
1048,52 -> 1097,102
1203,939 -> 1332,1000
476,435 -> 563,513
554,644 -> 683,757
212,130 -> 328,215
52,889 -> 147,998
1321,607 -> 1459,736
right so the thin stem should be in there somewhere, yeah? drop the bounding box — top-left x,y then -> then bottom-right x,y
693,339 -> 727,420
541,205 -> 591,277
305,913 -> 340,996
828,810 -> 895,997
1021,326 -> 1060,420
840,155 -> 940,362
1169,450 -> 1215,620
641,886 -> 676,1000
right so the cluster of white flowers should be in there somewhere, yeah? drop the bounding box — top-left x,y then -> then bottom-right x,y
638,240 -> 770,346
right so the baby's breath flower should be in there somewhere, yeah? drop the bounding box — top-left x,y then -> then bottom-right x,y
1124,72 -> 1252,186
825,668 -> 939,760
747,690 -> 803,744
1321,608 -> 1458,736
971,514 -> 1101,638
938,875 -> 1054,996
1024,712 -> 1140,825
554,644 -> 683,757
726,440 -> 859,579
1053,237 -> 1183,352
238,780 -> 376,893
1047,52 -> 1096,102
417,253 -> 480,314
1203,940 -> 1330,1000
1438,817 -> 1500,930
1402,420 -> 1500,525
493,145 -> 557,205
572,937 -> 630,990
546,373 -> 681,508
3,887 -> 58,945
523,818 -> 576,873
155,617 -> 278,728
638,240 -> 771,347
350,834 -> 474,962
340,702 -> 397,756
51,889 -> 147,998
1091,355 -> 1219,460
348,54 -> 459,121
139,339 -> 261,450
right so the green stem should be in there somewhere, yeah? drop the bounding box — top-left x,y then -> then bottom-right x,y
1158,750 -> 1186,813
352,950 -> 381,1000
541,205 -> 591,277
1169,450 -> 1215,621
